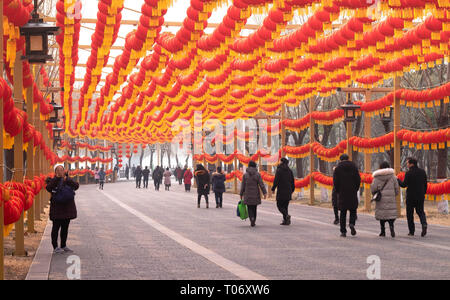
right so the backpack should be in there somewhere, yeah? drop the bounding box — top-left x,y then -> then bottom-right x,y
54,179 -> 75,204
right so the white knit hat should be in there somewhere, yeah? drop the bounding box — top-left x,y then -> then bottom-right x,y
54,164 -> 65,171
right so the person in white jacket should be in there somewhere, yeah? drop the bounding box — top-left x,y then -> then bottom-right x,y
371,162 -> 400,238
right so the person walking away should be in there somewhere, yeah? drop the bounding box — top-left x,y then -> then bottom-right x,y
333,154 -> 361,237
94,167 -> 100,185
175,166 -> 183,185
135,166 -> 143,188
46,165 -> 79,254
142,166 -> 150,189
152,166 -> 162,191
271,158 -> 295,225
371,162 -> 399,237
212,167 -> 226,208
195,164 -> 210,208
240,161 -> 267,227
163,168 -> 172,191
398,157 -> 428,237
184,167 -> 193,192
98,167 -> 106,190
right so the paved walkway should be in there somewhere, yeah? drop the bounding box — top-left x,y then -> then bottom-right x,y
28,180 -> 450,280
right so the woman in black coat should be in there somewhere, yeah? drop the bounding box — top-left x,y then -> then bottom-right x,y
271,158 -> 295,225
46,165 -> 79,253
333,154 -> 361,237
212,166 -> 226,208
195,164 -> 211,208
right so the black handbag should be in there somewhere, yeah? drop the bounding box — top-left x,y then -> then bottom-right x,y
371,179 -> 389,202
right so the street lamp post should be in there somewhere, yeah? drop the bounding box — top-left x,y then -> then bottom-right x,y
20,0 -> 60,64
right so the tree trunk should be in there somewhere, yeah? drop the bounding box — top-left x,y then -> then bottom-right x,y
150,149 -> 154,171
352,116 -> 363,169
167,146 -> 172,168
4,149 -> 14,181
127,153 -> 133,170
317,124 -> 332,175
291,131 -> 306,178
185,154 -> 190,167
139,148 -> 145,167
436,98 -> 448,179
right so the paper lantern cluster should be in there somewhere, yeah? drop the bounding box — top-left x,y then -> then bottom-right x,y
56,155 -> 113,164
55,0 -> 82,131
0,78 -> 58,164
1,175 -> 46,226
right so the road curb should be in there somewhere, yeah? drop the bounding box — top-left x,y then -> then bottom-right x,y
25,220 -> 53,280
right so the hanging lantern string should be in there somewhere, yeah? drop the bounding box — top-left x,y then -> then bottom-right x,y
400,81 -> 450,91
400,124 -> 450,131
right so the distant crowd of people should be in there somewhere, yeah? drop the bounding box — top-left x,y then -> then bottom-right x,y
116,155 -> 429,238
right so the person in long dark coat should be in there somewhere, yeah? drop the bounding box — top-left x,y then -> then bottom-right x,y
175,166 -> 183,185
398,157 -> 428,237
142,166 -> 150,189
271,158 -> 295,225
152,166 -> 162,191
240,161 -> 267,227
135,166 -> 143,188
211,166 -> 226,208
46,165 -> 79,253
195,164 -> 210,208
333,154 -> 361,237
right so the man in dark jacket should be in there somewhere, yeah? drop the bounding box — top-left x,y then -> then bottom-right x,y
398,157 -> 428,237
46,165 -> 79,253
333,154 -> 361,237
212,166 -> 226,208
175,166 -> 183,185
272,158 -> 295,225
152,166 -> 162,191
135,166 -> 143,188
142,166 -> 150,189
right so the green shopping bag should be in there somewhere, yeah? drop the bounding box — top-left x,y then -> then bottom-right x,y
238,200 -> 248,220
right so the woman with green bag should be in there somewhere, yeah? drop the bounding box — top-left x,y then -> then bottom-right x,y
240,161 -> 267,227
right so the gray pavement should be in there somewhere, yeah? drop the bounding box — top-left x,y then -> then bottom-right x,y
29,180 -> 450,280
